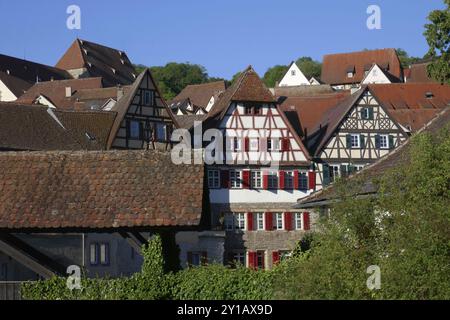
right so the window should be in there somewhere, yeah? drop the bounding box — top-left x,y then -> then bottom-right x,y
275,213 -> 284,230
189,252 -> 201,266
268,171 -> 278,189
208,170 -> 220,188
347,72 -> 354,78
233,252 -> 245,266
225,214 -> 234,231
233,137 -> 241,152
295,213 -> 303,230
272,138 -> 280,151
329,165 -> 340,182
129,120 -> 141,139
256,213 -> 265,230
251,171 -> 262,189
298,172 -> 308,190
267,139 -> 272,151
280,251 -> 292,262
355,165 -> 365,171
89,243 -> 110,266
350,134 -> 360,148
250,138 -> 259,151
284,171 -> 294,189
256,251 -> 265,270
156,123 -> 167,141
235,213 -> 246,231
254,106 -> 261,115
244,106 -> 252,115
379,134 -> 389,149
291,70 -> 296,76
143,90 -> 154,106
230,170 -> 242,188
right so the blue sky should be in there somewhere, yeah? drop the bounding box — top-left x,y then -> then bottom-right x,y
0,0 -> 445,79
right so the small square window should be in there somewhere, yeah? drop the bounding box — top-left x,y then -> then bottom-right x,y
379,135 -> 389,149
350,134 -> 360,148
208,170 -> 220,188
291,70 -> 296,76
347,72 -> 354,78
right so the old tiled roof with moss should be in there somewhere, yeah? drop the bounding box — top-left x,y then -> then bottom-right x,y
0,150 -> 204,230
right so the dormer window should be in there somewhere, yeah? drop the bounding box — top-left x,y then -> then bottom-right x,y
347,71 -> 354,78
120,59 -> 125,65
346,65 -> 355,78
425,92 -> 434,99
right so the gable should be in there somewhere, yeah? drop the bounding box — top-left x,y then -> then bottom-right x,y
361,64 -> 392,84
279,63 -> 310,87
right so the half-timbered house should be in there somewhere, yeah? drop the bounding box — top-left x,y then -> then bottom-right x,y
200,66 -> 316,270
307,83 -> 450,189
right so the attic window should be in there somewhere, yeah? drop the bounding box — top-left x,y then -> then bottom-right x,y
346,66 -> 355,78
120,59 -> 125,65
85,132 -> 96,141
425,92 -> 434,99
347,71 -> 354,78
291,70 -> 296,76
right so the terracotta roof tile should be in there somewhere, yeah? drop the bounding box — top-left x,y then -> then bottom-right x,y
170,81 -> 226,109
0,150 -> 204,230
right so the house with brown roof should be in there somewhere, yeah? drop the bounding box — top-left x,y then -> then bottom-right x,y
321,49 -> 403,90
404,62 -> 437,83
0,150 -> 208,280
56,39 -> 137,87
200,66 -> 315,270
0,53 -> 72,102
306,83 -> 450,190
169,80 -> 226,115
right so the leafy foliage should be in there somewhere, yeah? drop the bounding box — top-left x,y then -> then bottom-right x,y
424,0 -> 450,83
295,57 -> 322,79
395,48 -> 423,68
262,65 -> 289,87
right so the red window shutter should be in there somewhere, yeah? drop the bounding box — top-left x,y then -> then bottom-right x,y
242,170 -> 250,189
248,251 -> 256,269
303,212 -> 310,230
308,171 -> 316,190
293,170 -> 299,189
263,171 -> 269,189
247,212 -> 254,231
265,212 -> 273,231
221,170 -> 230,188
279,170 -> 285,189
282,138 -> 290,152
272,251 -> 280,265
244,137 -> 250,152
284,212 -> 293,231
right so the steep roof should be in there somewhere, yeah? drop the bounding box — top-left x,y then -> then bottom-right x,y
56,39 -> 137,87
321,49 -> 402,85
272,84 -> 335,97
405,63 -> 436,83
296,107 -> 450,208
0,102 -> 115,151
106,69 -> 179,148
0,150 -> 204,230
16,77 -> 104,109
279,92 -> 351,138
174,114 -> 206,130
369,83 -> 450,130
170,81 -> 226,109
208,66 -> 276,120
0,54 -> 72,97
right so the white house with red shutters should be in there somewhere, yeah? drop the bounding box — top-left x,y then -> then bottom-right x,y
200,66 -> 316,270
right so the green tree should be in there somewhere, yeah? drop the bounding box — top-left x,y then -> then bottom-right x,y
395,48 -> 422,68
262,65 -> 288,87
424,0 -> 450,83
295,57 -> 322,79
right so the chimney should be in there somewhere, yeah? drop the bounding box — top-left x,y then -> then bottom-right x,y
65,87 -> 72,98
117,86 -> 124,101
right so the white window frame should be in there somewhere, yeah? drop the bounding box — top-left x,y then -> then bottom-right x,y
330,165 -> 340,182
275,213 -> 284,230
284,171 -> 294,189
295,213 -> 303,230
230,170 -> 242,189
251,170 -> 262,189
235,213 -> 246,231
256,212 -> 265,231
208,169 -> 220,188
350,134 -> 360,148
347,71 -> 354,78
379,134 -> 389,149
250,138 -> 259,151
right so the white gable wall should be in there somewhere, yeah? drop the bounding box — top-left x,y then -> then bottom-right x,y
279,63 -> 310,86
361,64 -> 392,84
0,80 -> 17,102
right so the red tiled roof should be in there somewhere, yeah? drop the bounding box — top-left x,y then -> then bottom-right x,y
279,92 -> 350,137
170,81 -> 226,109
16,77 -> 104,110
405,63 -> 437,83
0,150 -> 204,230
321,49 -> 402,85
